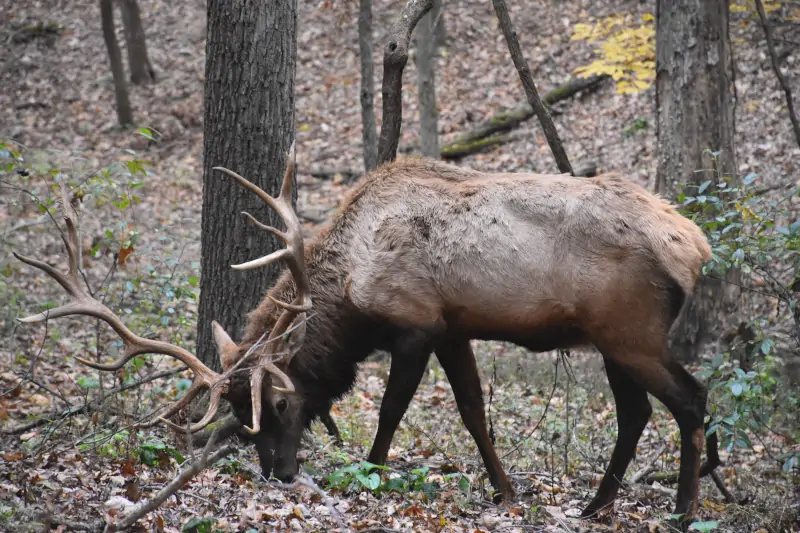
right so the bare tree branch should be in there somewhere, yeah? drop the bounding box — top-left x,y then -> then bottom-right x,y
754,0 -> 800,148
490,0 -> 572,174
359,0 -> 378,171
377,0 -> 433,165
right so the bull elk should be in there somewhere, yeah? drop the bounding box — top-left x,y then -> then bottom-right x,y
15,149 -> 719,527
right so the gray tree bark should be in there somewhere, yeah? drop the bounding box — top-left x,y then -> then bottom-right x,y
358,0 -> 378,172
100,0 -> 133,126
655,0 -> 738,362
415,0 -> 440,158
120,0 -> 155,84
198,0 -> 297,370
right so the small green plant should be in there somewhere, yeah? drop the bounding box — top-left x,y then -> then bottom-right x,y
137,436 -> 184,467
182,517 -> 217,533
326,461 -> 469,500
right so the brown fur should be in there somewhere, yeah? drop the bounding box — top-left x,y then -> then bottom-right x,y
236,157 -> 714,526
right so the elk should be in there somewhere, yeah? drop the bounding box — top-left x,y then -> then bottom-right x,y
15,150 -> 719,528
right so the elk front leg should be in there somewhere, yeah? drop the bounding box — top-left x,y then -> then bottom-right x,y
434,338 -> 514,503
367,329 -> 434,465
318,408 -> 343,445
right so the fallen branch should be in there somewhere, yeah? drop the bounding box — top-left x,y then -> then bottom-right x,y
629,444 -> 667,484
754,0 -> 800,148
440,74 -> 609,159
490,0 -> 572,174
377,0 -> 433,164
106,430 -> 235,532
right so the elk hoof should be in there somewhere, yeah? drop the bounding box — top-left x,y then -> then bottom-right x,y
580,502 -> 612,522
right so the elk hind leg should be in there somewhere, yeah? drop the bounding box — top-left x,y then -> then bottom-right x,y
581,357 -> 652,519
607,350 -> 707,527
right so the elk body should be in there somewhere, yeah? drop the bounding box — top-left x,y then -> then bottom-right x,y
227,157 -> 716,523
16,154 -> 717,527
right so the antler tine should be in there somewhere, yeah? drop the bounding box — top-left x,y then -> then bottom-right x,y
215,146 -> 311,417
14,183 -> 226,434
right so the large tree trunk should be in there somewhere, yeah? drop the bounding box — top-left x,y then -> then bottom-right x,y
415,0 -> 439,158
198,0 -> 297,369
358,0 -> 378,172
100,0 -> 133,126
655,0 -> 737,362
119,0 -> 155,84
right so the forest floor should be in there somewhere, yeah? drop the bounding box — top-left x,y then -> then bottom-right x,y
1,0 -> 799,532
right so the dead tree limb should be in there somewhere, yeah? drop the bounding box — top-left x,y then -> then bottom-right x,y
755,0 -> 800,148
377,0 -> 433,165
358,0 -> 378,171
490,0 -> 572,174
440,74 -> 609,159
106,433 -> 235,531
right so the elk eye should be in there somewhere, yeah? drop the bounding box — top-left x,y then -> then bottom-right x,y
276,399 -> 288,413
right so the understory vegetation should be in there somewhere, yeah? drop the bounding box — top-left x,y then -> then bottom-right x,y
2,0 -> 799,530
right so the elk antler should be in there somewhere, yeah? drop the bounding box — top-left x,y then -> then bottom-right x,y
14,185 -> 227,433
214,142 -> 312,434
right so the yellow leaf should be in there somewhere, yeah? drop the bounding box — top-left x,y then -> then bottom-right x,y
642,13 -> 654,22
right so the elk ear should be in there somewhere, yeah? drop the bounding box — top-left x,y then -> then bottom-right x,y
212,320 -> 240,371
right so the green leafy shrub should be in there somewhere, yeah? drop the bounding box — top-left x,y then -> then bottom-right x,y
326,461 -> 469,500
679,152 -> 800,471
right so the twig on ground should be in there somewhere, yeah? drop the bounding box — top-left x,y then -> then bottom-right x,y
501,357 -> 559,460
629,443 -> 667,484
269,473 -> 348,530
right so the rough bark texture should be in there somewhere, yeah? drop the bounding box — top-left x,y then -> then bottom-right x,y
441,74 -> 609,159
416,4 -> 439,158
100,0 -> 133,126
655,0 -> 738,362
490,0 -> 572,175
377,0 -> 433,165
198,0 -> 297,370
358,0 -> 378,171
120,0 -> 155,84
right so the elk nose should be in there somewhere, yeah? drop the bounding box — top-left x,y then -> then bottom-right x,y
274,458 -> 298,483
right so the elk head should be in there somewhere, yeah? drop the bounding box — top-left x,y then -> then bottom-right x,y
13,145 -> 309,481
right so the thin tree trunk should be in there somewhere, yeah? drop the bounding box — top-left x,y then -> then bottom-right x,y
416,3 -> 439,158
358,0 -> 378,171
754,0 -> 800,148
655,0 -> 738,362
432,0 -> 445,47
198,0 -> 297,370
490,0 -> 572,175
377,0 -> 433,165
100,0 -> 133,126
119,0 -> 155,84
